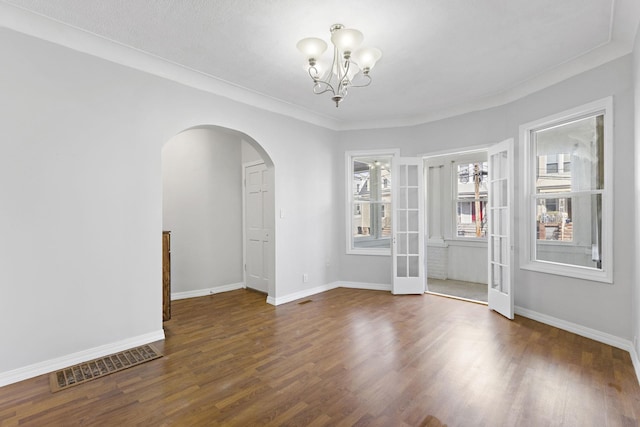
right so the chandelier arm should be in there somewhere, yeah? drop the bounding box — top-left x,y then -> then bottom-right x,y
307,66 -> 320,81
313,81 -> 337,95
346,72 -> 372,89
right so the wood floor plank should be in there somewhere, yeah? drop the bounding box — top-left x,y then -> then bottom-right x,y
1,288 -> 639,426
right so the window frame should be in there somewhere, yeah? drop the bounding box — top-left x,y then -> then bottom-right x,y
519,97 -> 613,283
346,149 -> 399,256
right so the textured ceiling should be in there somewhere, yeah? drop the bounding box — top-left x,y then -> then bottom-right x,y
2,0 -> 639,129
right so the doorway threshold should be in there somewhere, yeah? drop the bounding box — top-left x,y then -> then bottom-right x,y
426,278 -> 487,304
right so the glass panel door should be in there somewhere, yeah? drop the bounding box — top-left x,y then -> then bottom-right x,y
487,139 -> 514,319
392,158 -> 425,294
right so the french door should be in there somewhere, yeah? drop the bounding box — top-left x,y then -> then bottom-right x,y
487,139 -> 514,319
392,158 -> 425,294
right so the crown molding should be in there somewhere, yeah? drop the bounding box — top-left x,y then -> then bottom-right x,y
1,1 -> 638,132
0,2 -> 344,130
335,39 -> 632,131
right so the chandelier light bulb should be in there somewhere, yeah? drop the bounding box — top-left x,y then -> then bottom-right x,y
353,47 -> 382,73
296,37 -> 328,64
330,28 -> 364,55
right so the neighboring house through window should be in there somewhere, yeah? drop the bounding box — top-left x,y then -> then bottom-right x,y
455,161 -> 488,238
346,150 -> 398,255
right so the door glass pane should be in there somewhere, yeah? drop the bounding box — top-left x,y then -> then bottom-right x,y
397,256 -> 407,277
492,264 -> 502,291
408,233 -> 419,254
499,208 -> 508,235
400,165 -> 407,186
398,211 -> 407,231
491,179 -> 507,207
400,188 -> 407,209
490,154 -> 503,180
407,165 -> 418,186
491,237 -> 502,264
408,210 -> 419,231
490,181 -> 498,207
408,256 -> 419,277
499,151 -> 508,177
398,233 -> 407,255
490,208 -> 507,236
408,188 -> 418,209
501,266 -> 509,293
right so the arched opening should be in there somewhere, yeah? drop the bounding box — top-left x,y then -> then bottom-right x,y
161,125 -> 275,308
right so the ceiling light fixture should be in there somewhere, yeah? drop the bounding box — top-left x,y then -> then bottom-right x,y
297,24 -> 382,108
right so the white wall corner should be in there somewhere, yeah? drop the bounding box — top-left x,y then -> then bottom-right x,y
171,282 -> 245,300
269,282 -> 342,306
630,345 -> 640,386
0,330 -> 165,387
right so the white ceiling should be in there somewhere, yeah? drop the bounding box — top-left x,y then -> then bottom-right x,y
2,0 -> 639,129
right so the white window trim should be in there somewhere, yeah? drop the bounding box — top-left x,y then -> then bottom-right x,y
346,149 -> 399,256
519,97 -> 613,283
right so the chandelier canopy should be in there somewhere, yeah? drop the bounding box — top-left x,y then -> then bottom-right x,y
297,24 -> 382,108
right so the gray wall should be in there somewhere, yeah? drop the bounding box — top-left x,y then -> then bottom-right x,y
162,128 -> 243,294
0,28 -> 337,380
336,55 -> 635,340
1,18 -> 638,385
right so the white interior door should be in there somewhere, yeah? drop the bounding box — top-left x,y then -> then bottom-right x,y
392,158 -> 425,294
487,139 -> 514,319
244,162 -> 269,293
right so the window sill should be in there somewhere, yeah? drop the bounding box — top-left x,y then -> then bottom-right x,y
447,239 -> 487,248
520,261 -> 612,284
347,248 -> 391,257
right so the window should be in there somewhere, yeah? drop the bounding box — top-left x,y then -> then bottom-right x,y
520,97 -> 612,282
454,161 -> 488,238
346,150 -> 397,255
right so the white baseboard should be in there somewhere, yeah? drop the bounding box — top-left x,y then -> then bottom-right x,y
631,346 -> 640,386
0,329 -> 165,388
515,305 -> 632,352
5,287 -> 636,388
268,282 -> 341,306
340,281 -> 392,292
172,282 -> 245,300
267,282 -> 391,306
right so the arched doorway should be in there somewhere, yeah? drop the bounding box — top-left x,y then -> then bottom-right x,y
161,125 -> 275,304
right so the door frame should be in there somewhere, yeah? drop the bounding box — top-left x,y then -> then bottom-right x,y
421,145 -> 492,300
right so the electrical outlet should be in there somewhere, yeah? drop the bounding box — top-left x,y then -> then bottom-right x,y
303,273 -> 309,283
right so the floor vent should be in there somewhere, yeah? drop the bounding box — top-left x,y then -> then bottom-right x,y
298,299 -> 312,305
49,344 -> 162,392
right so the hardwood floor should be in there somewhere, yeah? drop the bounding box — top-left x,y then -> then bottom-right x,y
1,288 -> 639,426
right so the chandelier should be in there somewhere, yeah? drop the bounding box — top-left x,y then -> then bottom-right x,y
297,24 -> 382,107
